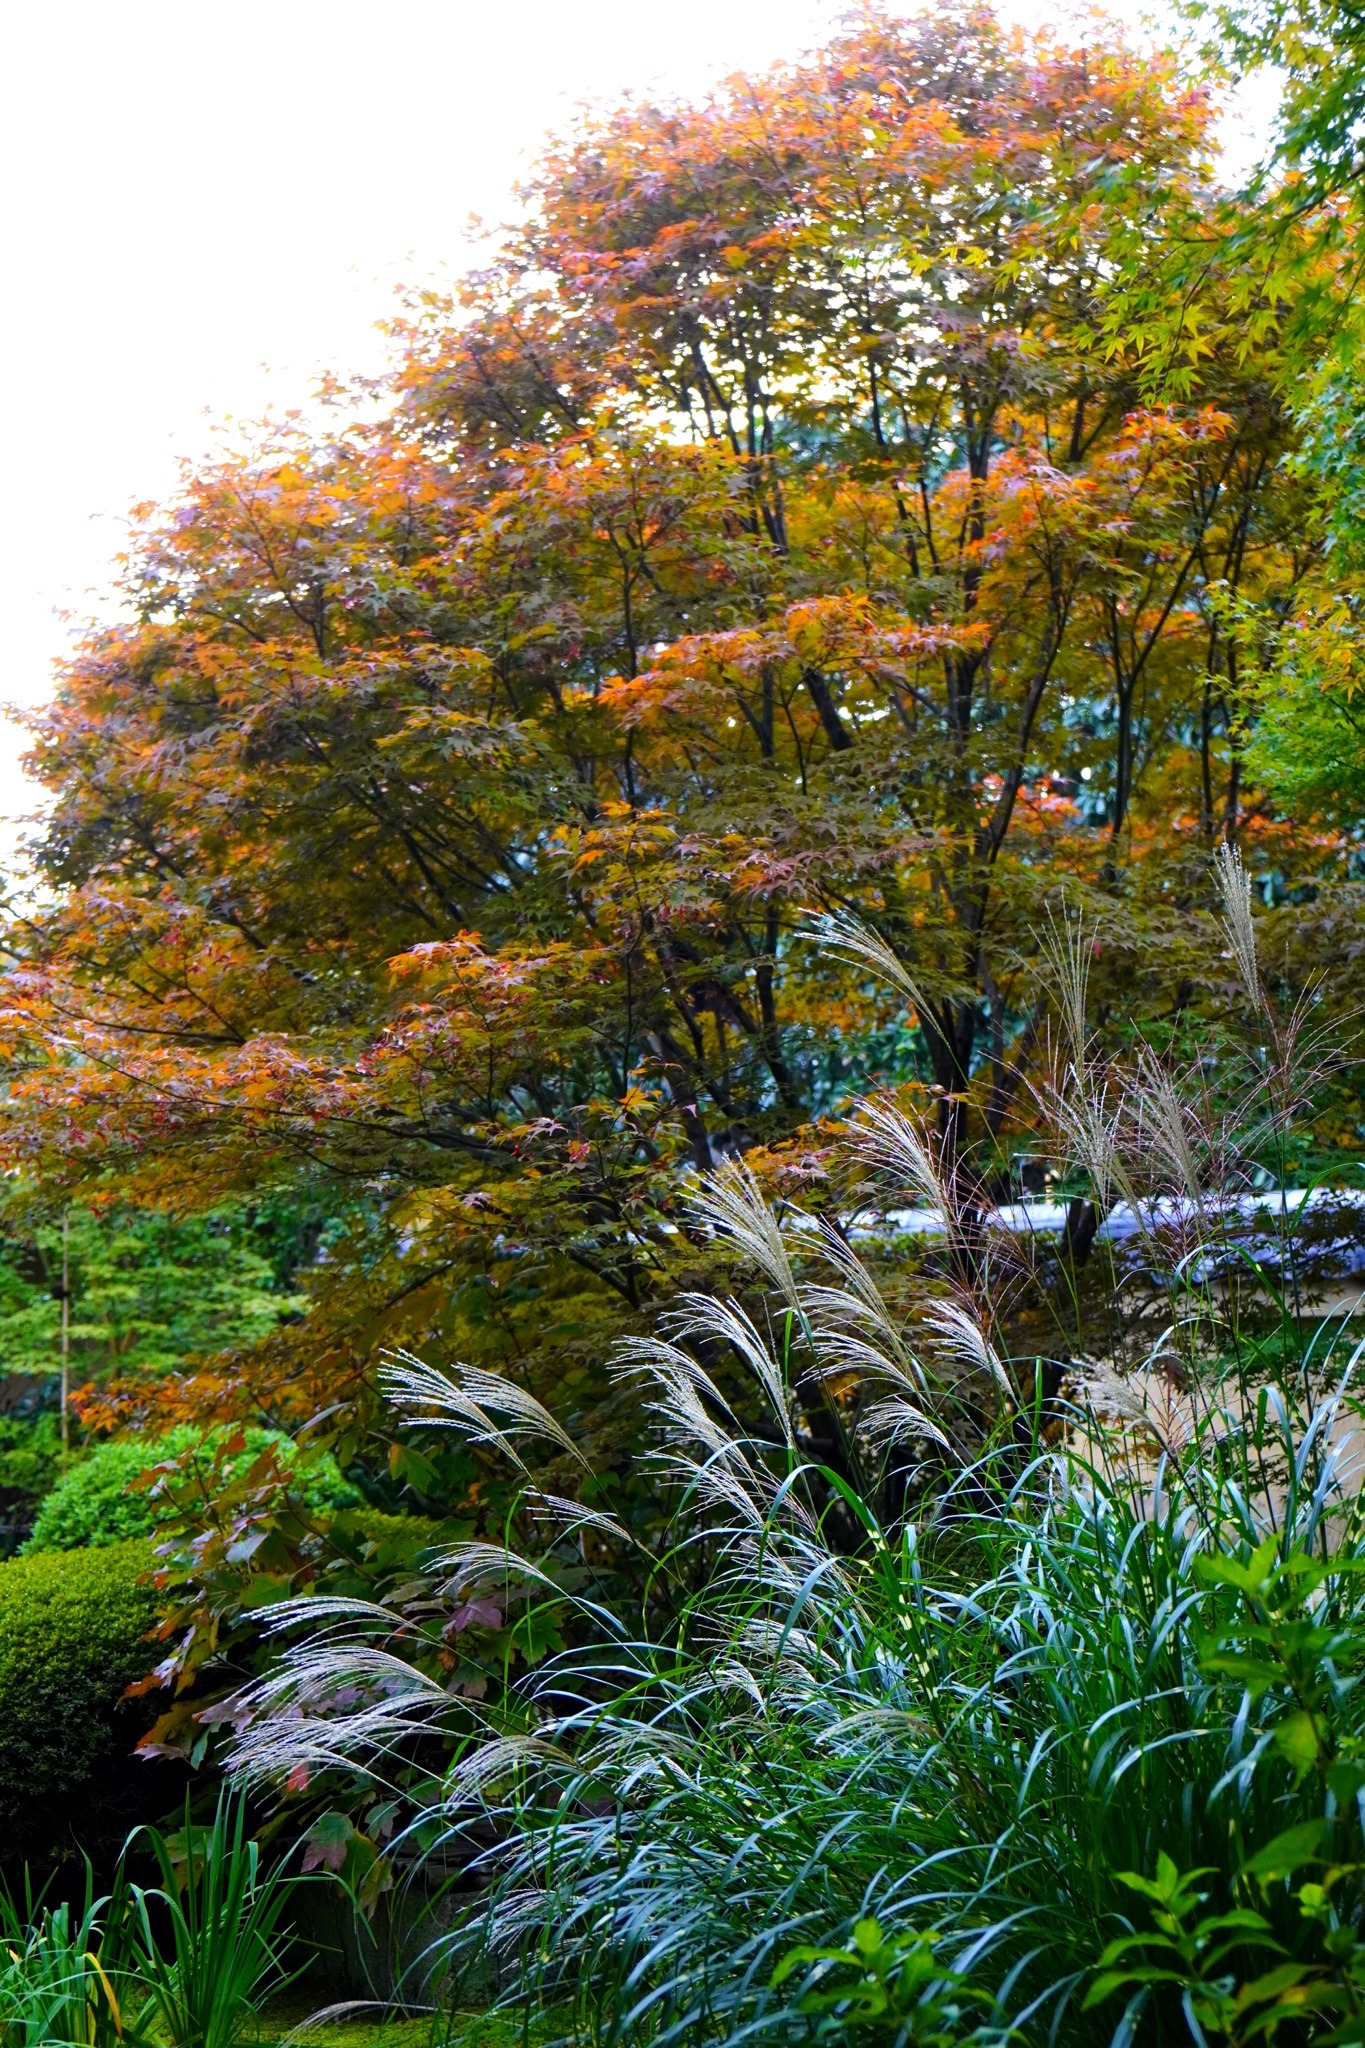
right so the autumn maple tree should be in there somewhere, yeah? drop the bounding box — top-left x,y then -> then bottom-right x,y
0,3 -> 1349,1470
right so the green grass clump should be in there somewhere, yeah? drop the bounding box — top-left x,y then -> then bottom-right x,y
0,1793 -> 318,2048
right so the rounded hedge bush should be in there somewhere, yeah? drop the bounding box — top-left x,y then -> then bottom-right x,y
0,1537 -> 174,1870
25,1424 -> 360,1553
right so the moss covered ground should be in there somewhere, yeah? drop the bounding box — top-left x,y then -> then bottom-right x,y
247,2000 -> 545,2048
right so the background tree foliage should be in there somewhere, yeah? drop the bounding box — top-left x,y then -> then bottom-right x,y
0,1198 -> 313,1544
0,1203 -> 304,1384
0,2 -> 1359,1502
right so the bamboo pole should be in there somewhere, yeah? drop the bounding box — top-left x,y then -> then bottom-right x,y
60,1209 -> 69,1460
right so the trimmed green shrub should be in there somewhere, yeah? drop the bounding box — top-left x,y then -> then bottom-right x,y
25,1426 -> 360,1554
0,1538 -> 171,1869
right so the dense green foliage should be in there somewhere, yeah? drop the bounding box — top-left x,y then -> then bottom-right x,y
0,1410 -> 64,1526
0,1202 -> 306,1385
0,1539 -> 165,1869
24,1426 -> 359,1554
0,1195 -> 321,1555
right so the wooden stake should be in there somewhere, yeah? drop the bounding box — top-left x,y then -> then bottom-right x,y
60,1209 -> 69,1460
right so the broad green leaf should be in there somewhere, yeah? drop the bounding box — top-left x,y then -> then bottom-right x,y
1241,1821 -> 1328,1882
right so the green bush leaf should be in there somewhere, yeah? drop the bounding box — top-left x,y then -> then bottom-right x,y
1241,1820 -> 1328,1882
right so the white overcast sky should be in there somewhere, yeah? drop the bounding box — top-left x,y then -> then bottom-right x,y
0,0 -> 1277,845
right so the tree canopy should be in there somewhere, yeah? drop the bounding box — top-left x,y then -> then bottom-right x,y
1,1 -> 1360,1479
